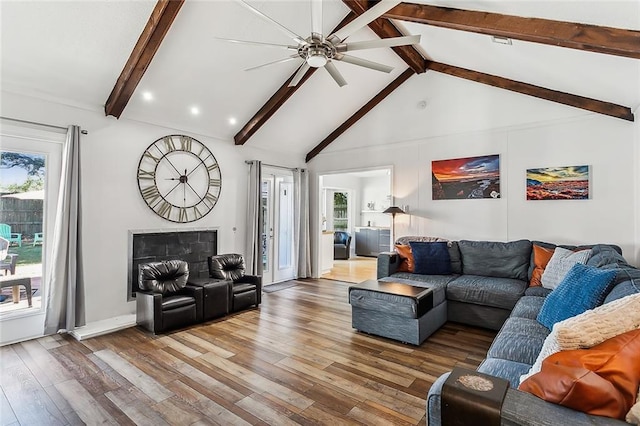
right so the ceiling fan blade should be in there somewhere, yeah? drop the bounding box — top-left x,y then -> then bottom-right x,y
311,0 -> 322,37
245,55 -> 302,72
288,62 -> 311,87
339,35 -> 421,52
235,0 -> 306,44
215,37 -> 298,51
324,61 -> 347,87
335,54 -> 394,73
330,0 -> 401,42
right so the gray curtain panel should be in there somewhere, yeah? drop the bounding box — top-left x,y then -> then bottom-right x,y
245,160 -> 263,276
294,168 -> 311,278
44,125 -> 85,335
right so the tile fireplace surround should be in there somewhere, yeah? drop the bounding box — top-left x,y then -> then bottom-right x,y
127,228 -> 217,301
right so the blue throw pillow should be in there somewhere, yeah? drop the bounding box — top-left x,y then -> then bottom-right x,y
409,241 -> 452,275
537,263 -> 618,330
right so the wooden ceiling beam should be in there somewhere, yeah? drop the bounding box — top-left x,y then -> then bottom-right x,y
105,0 -> 184,118
385,3 -> 640,59
234,12 -> 358,145
343,0 -> 426,74
427,62 -> 634,121
306,68 -> 415,162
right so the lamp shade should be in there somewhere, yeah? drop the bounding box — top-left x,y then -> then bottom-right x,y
383,206 -> 405,215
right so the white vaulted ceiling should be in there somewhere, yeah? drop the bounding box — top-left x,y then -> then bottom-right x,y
1,1 -> 639,160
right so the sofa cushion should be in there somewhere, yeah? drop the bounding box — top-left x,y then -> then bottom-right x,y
519,328 -> 640,420
448,241 -> 462,275
537,263 -> 618,330
410,241 -> 452,275
510,296 -> 545,320
477,358 -> 532,388
395,244 -> 414,272
522,293 -> 640,384
524,286 -> 552,298
487,317 -> 550,365
540,247 -> 591,290
529,244 -> 555,287
446,275 -> 527,310
458,240 -> 531,281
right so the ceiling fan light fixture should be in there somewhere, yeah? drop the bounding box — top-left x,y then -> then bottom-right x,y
306,50 -> 328,68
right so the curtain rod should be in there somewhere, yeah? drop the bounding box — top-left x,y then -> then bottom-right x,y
245,160 -> 303,172
1,116 -> 88,135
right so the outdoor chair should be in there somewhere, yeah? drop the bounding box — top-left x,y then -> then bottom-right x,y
33,232 -> 43,246
0,237 -> 18,276
0,224 -> 22,247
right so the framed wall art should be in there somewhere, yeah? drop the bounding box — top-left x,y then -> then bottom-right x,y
432,154 -> 500,200
526,165 -> 590,200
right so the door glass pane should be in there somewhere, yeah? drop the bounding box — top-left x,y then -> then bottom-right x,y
261,179 -> 270,272
278,182 -> 293,269
0,151 -> 45,314
333,191 -> 348,231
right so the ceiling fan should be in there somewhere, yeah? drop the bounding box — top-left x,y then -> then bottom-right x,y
219,0 -> 421,87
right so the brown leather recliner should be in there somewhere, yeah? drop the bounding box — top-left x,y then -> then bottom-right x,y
136,260 -> 203,334
207,254 -> 262,312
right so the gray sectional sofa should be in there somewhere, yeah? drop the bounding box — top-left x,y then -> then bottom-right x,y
375,237 -> 640,425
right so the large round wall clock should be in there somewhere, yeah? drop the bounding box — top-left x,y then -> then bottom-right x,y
137,134 -> 221,223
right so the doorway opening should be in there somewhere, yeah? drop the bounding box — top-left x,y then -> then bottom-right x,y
318,167 -> 392,283
262,167 -> 295,285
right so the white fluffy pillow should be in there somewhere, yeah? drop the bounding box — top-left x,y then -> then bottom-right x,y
628,388 -> 640,425
540,247 -> 591,289
520,293 -> 640,384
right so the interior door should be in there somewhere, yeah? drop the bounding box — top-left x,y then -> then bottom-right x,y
261,170 -> 295,285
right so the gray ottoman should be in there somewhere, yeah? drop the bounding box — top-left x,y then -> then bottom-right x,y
349,280 -> 447,345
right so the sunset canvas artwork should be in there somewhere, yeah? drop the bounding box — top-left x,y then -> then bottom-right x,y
432,154 -> 500,200
526,165 -> 590,200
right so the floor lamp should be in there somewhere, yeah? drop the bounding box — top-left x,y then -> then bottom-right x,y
383,206 -> 405,244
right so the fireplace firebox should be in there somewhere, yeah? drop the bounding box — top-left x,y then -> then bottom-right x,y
127,229 -> 217,301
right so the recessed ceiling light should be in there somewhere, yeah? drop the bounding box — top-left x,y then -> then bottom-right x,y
190,106 -> 200,115
229,117 -> 237,125
142,91 -> 153,101
491,36 -> 512,45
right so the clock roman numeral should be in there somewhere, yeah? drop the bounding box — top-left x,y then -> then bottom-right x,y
209,178 -> 221,187
156,200 -> 172,218
180,135 -> 192,151
162,136 -> 176,152
207,163 -> 219,173
144,151 -> 161,164
192,206 -> 203,220
137,169 -> 155,180
178,208 -> 188,222
140,185 -> 161,205
204,192 -> 218,206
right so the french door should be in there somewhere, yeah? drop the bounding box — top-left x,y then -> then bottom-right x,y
0,127 -> 62,345
261,170 -> 295,285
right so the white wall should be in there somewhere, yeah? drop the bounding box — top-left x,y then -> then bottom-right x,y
360,175 -> 392,228
309,113 -> 639,269
1,91 -> 303,324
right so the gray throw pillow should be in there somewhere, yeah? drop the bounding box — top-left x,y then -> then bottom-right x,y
541,247 -> 591,290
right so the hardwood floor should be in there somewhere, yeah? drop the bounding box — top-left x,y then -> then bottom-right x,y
321,257 -> 377,283
0,279 -> 495,425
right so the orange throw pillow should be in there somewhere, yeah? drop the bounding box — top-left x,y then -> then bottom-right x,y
395,244 -> 414,272
529,245 -> 555,287
519,328 -> 640,420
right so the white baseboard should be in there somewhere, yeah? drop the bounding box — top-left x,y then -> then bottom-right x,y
69,314 -> 136,341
